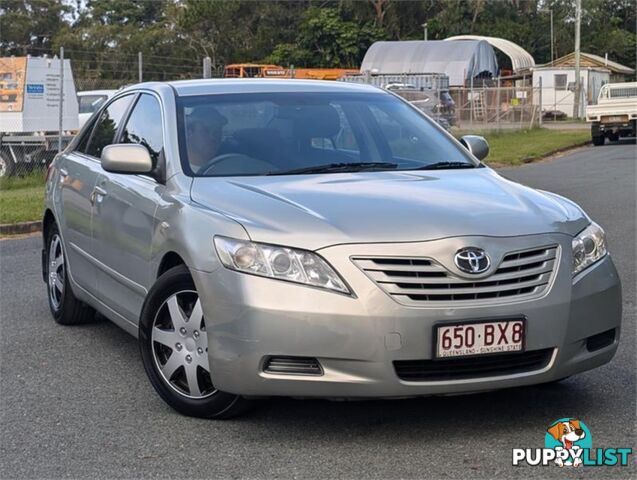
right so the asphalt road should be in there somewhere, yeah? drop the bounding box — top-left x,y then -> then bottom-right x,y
1,142 -> 635,479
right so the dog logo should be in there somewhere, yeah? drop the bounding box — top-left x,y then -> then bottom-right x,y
545,419 -> 590,467
513,417 -> 632,467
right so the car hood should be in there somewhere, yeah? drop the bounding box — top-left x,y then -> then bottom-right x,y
190,168 -> 588,250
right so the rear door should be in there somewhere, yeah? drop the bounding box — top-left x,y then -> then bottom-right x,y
92,93 -> 165,324
56,94 -> 135,295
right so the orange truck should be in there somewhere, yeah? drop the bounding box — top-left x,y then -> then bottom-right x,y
224,64 -> 358,81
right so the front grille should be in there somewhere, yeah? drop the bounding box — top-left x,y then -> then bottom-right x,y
263,356 -> 323,376
394,348 -> 554,381
354,245 -> 558,305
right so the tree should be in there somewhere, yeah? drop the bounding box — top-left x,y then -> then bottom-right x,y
368,0 -> 390,26
267,7 -> 386,67
2,0 -> 633,84
0,0 -> 72,55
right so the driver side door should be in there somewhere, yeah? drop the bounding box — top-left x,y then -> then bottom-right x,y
92,93 -> 165,325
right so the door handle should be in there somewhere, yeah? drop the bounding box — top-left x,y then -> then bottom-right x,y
90,186 -> 108,205
59,168 -> 69,184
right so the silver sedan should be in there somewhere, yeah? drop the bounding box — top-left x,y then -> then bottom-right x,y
43,80 -> 622,418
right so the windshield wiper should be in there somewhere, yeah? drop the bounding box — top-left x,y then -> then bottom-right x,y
269,162 -> 399,175
413,161 -> 477,170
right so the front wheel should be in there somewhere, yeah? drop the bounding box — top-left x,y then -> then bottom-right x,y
139,265 -> 254,418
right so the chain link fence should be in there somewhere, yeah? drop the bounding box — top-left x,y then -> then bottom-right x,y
0,50 -> 218,178
1,49 -> 591,179
449,85 -> 541,131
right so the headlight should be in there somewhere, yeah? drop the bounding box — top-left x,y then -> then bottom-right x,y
572,222 -> 607,275
214,236 -> 350,294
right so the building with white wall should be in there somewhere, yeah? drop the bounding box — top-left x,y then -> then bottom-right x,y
532,52 -> 634,118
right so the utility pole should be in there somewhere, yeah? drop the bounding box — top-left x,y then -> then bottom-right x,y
550,9 -> 554,64
422,23 -> 428,41
203,57 -> 212,79
58,46 -> 64,153
138,51 -> 143,83
573,0 -> 582,118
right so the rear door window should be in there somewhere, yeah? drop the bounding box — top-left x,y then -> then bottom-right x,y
85,95 -> 135,158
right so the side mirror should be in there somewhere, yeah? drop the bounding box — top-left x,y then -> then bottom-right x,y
459,135 -> 489,161
101,144 -> 153,174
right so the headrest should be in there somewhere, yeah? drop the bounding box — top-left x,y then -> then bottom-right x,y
277,104 -> 341,139
185,105 -> 228,128
233,128 -> 282,146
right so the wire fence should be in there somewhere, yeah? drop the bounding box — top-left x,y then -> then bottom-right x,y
449,85 -> 541,130
0,48 -> 223,178
1,47 -> 591,178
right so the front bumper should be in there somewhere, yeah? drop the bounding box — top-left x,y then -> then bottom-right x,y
191,234 -> 622,398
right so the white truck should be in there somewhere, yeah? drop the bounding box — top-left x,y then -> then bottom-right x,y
77,89 -> 117,128
0,56 -> 79,177
586,81 -> 637,146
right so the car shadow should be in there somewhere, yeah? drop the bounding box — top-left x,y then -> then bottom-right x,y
608,137 -> 636,145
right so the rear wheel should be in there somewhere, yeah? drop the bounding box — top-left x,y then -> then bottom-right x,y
45,223 -> 96,324
0,151 -> 15,178
139,265 -> 254,418
592,134 -> 605,146
608,132 -> 620,142
591,122 -> 605,146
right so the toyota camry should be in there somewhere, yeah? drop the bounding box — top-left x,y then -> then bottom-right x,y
43,80 -> 622,418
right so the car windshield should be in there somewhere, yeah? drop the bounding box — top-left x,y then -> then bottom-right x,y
176,91 -> 476,177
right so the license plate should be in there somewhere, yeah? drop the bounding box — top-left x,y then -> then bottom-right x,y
436,320 -> 524,358
602,115 -> 627,123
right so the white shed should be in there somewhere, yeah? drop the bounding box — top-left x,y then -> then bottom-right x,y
531,52 -> 635,118
532,66 -> 610,118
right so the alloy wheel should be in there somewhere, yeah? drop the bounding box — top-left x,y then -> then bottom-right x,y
151,290 -> 216,399
48,234 -> 65,310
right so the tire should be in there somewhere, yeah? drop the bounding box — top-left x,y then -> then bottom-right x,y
592,134 -> 605,146
45,223 -> 96,325
0,151 -> 16,178
608,132 -> 619,142
139,265 -> 254,419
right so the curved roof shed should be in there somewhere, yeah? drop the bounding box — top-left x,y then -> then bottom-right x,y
445,35 -> 535,72
360,40 -> 498,86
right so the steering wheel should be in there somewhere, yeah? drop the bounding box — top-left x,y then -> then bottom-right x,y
198,153 -> 263,176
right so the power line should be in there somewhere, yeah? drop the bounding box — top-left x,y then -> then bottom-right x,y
14,44 -> 204,64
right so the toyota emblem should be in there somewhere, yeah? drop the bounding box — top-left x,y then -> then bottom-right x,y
454,247 -> 490,274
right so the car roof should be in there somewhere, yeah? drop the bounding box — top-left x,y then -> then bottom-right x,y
164,79 -> 383,96
77,89 -> 117,96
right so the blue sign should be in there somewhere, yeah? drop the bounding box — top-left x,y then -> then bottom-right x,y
26,84 -> 44,94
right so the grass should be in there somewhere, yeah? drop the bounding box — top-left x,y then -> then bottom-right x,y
0,171 -> 45,224
0,128 -> 589,226
455,128 -> 591,166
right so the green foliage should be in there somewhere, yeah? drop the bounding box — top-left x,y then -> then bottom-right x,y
0,0 -> 634,83
0,0 -> 71,54
267,7 -> 386,67
0,184 -> 44,224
